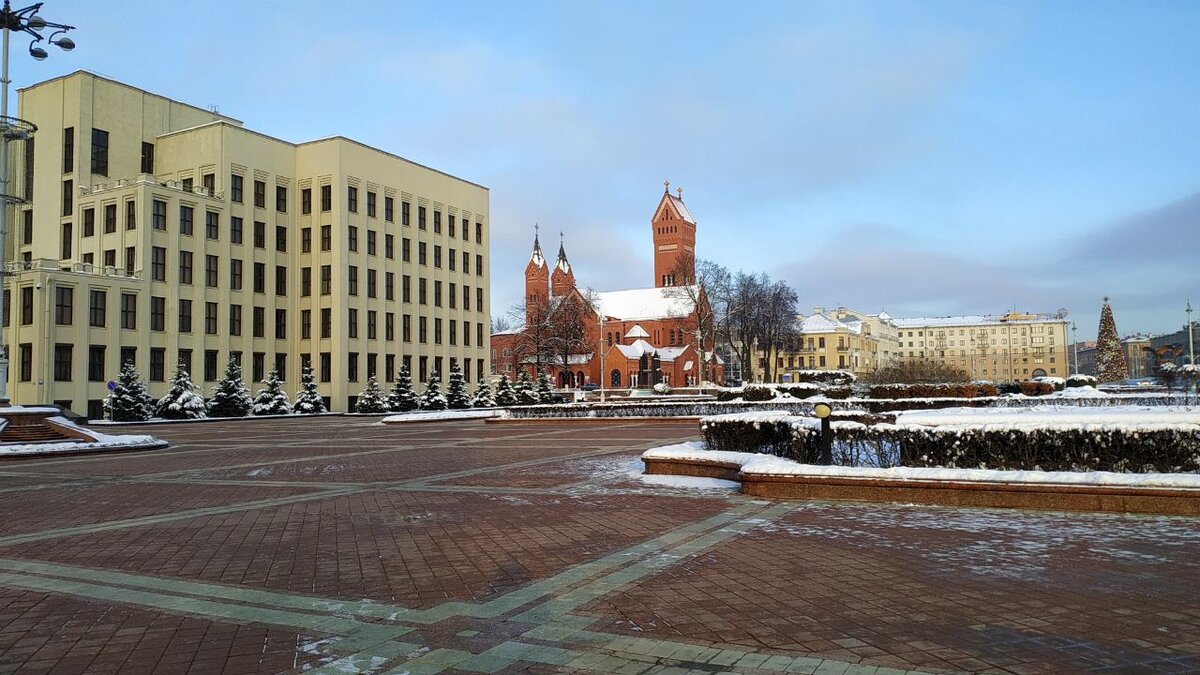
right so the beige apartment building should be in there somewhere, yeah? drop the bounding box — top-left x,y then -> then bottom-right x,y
774,309 -> 880,380
5,71 -> 490,417
892,312 -> 1069,382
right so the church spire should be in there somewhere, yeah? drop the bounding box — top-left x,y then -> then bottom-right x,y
529,223 -> 545,268
556,230 -> 571,273
551,230 -> 576,296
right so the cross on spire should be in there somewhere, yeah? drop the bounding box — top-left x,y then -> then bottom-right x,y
664,179 -> 670,193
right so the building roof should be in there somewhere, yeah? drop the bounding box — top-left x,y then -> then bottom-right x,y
666,193 -> 695,224
799,313 -> 862,335
528,233 -> 546,268
555,242 -> 571,274
892,313 -> 1063,328
595,286 -> 697,321
624,324 -> 650,339
612,340 -> 690,362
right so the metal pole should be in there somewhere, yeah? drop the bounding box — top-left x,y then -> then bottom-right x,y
1071,322 -> 1078,375
0,13 -> 11,401
1188,301 -> 1194,366
598,312 -> 605,402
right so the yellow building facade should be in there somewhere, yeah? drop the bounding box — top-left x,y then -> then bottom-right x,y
892,312 -> 1069,382
774,310 -> 880,381
5,72 -> 490,416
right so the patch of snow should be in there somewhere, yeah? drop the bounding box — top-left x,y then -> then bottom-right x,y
381,409 -> 507,423
636,474 -> 739,490
0,415 -> 165,457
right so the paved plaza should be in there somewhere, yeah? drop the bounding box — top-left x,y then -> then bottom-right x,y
0,417 -> 1197,674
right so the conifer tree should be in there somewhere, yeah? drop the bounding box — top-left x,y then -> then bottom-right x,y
207,357 -> 253,417
388,365 -> 419,412
493,373 -> 517,407
293,362 -> 327,414
514,370 -> 537,405
471,379 -> 496,408
1095,297 -> 1129,383
105,360 -> 152,422
355,375 -> 390,413
419,371 -> 448,411
253,368 -> 293,415
535,370 -> 555,403
156,366 -> 208,420
445,363 -> 471,409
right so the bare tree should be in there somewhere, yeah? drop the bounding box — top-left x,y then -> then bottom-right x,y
491,314 -> 514,334
544,290 -> 598,387
663,255 -> 722,387
705,268 -> 799,383
756,280 -> 799,383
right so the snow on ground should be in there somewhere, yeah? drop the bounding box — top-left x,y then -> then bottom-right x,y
380,409 -> 507,423
637,474 -> 740,490
0,416 -> 164,457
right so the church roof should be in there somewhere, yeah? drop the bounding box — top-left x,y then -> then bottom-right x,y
666,193 -> 695,224
528,232 -> 546,268
612,340 -> 690,362
595,286 -> 698,321
624,324 -> 650,339
555,242 -> 571,274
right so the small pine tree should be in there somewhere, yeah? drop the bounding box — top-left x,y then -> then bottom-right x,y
355,375 -> 390,413
472,379 -> 496,408
419,371 -> 448,411
535,371 -> 555,403
207,357 -> 253,417
493,373 -> 517,407
156,366 -> 208,420
445,363 -> 471,409
388,365 -> 420,412
514,370 -> 537,405
1095,297 -> 1130,383
105,360 -> 152,422
293,362 -> 327,414
253,369 -> 293,415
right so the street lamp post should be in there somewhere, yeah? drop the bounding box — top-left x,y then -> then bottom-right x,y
0,1 -> 75,402
1071,322 -> 1078,375
1187,300 -> 1195,366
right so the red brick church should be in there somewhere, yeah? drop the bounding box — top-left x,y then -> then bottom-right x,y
491,184 -> 723,389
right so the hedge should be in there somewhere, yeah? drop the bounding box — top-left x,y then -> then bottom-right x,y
868,383 -> 999,399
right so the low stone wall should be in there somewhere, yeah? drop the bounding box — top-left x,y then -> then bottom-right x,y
642,457 -> 742,481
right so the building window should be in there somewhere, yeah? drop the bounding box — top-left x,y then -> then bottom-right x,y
180,205 -> 193,235
276,186 -> 287,212
150,296 -> 165,331
228,304 -> 242,336
348,308 -> 358,338
321,308 -> 331,338
301,267 -> 311,297
82,207 -> 95,237
385,313 -> 394,341
301,227 -> 311,253
418,278 -> 427,305
476,254 -> 483,276
319,352 -> 331,382
301,309 -> 311,339
91,128 -> 109,176
88,345 -> 106,382
205,302 -> 218,334
367,269 -> 377,298
150,348 -> 165,382
385,272 -> 395,301
254,262 -> 266,293
448,214 -> 456,238
403,314 -> 412,342
18,343 -> 31,381
230,259 -> 243,290
205,211 -> 218,239
123,200 -> 136,230
253,306 -> 265,338
476,222 -> 484,245
254,179 -> 266,208
367,230 -> 376,256
62,127 -> 74,172
54,344 -> 73,381
418,205 -> 426,230
367,191 -> 376,217
402,237 -> 411,262
204,350 -> 219,381
433,210 -> 441,234
121,293 -> 136,329
318,224 -> 332,251
141,142 -> 154,174
348,266 -> 358,296
252,352 -> 265,383
348,352 -> 359,382
103,202 -> 116,233
402,275 -> 411,303
178,299 -> 192,333
254,221 -> 266,248
125,246 -> 136,275
418,242 -> 427,265
231,174 -> 243,203
367,310 -> 377,339
348,186 -> 358,213
385,196 -> 394,222
54,286 -> 73,325
275,309 -> 286,339
151,200 -> 166,231
62,179 -> 73,217
348,226 -> 358,252
320,265 -> 331,295
419,316 -> 427,343
89,289 -> 106,327
60,222 -> 72,259
275,265 -> 287,296
301,187 -> 311,214
179,250 -> 193,284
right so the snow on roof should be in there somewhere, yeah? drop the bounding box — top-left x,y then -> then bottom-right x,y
667,193 -> 695,224
799,313 -> 861,335
612,340 -> 688,362
625,324 -> 650,339
528,234 -> 546,268
892,313 -> 1062,328
876,310 -> 892,321
596,286 -> 697,321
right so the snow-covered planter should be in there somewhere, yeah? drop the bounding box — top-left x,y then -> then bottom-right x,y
1066,374 -> 1098,388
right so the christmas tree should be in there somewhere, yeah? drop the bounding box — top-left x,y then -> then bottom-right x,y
207,357 -> 253,417
535,371 -> 555,403
493,373 -> 517,407
355,375 -> 390,413
419,371 -> 448,410
293,362 -> 327,414
471,379 -> 496,408
388,365 -> 419,412
514,370 -> 537,405
105,360 -> 152,422
445,363 -> 471,409
253,369 -> 293,415
1095,297 -> 1129,383
156,366 -> 208,420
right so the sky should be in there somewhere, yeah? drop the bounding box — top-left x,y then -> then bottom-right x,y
14,1 -> 1200,341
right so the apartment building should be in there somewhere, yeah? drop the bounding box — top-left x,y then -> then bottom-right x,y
774,310 -> 880,380
5,71 -> 489,416
891,312 -> 1069,382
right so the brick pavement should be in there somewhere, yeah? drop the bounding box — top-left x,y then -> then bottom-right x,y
0,416 -> 1196,674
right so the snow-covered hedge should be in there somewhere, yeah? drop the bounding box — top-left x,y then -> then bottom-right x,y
868,382 -> 999,399
699,411 -> 799,457
1066,374 -> 1098,388
790,369 -> 857,386
716,384 -> 851,401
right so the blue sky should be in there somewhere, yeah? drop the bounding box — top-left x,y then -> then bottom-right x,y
16,1 -> 1200,340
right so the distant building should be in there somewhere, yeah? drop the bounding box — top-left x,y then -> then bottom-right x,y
1150,322 -> 1200,368
773,308 -> 880,380
891,312 -> 1069,382
1076,336 -> 1157,378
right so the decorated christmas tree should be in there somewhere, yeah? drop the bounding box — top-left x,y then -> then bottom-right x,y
293,362 -> 327,414
253,369 -> 293,415
514,370 -> 537,405
419,371 -> 448,411
156,366 -> 208,420
535,371 -> 555,403
207,357 -> 253,417
388,365 -> 420,412
355,375 -> 390,413
1095,297 -> 1129,383
493,373 -> 517,407
105,360 -> 152,422
471,379 -> 495,408
445,363 -> 470,409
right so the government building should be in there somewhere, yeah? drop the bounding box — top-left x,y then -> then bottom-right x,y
4,71 -> 490,417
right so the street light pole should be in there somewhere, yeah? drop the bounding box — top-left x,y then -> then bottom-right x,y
1071,322 -> 1078,375
0,1 -> 75,402
1187,300 -> 1194,366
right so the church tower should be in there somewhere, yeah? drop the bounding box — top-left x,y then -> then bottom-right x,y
551,234 -> 576,297
524,228 -> 549,324
652,181 -> 696,287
